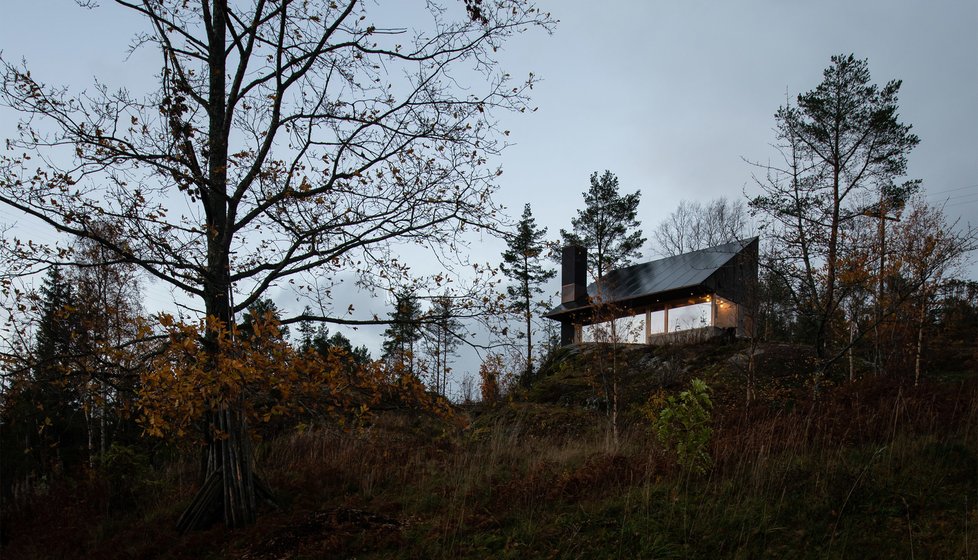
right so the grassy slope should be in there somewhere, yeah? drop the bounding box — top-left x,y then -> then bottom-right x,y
3,340 -> 976,559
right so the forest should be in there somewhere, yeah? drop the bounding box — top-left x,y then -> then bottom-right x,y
0,1 -> 975,558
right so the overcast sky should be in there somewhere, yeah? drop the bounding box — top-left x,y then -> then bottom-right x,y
1,1 -> 976,391
492,0 -> 978,237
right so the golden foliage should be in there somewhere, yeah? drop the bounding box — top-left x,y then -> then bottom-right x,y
479,354 -> 504,405
139,314 -> 383,443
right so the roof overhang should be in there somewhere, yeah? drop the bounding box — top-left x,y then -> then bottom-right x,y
543,284 -> 715,325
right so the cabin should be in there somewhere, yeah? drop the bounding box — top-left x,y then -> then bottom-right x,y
543,238 -> 759,345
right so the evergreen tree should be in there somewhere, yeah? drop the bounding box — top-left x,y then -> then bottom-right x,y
311,326 -> 371,366
1,267 -> 87,488
308,325 -> 372,382
501,203 -> 556,383
561,171 -> 646,280
423,296 -> 461,394
750,54 -> 920,357
34,266 -> 79,371
310,324 -> 332,356
239,298 -> 288,340
296,306 -> 316,353
327,331 -> 372,366
381,289 -> 423,375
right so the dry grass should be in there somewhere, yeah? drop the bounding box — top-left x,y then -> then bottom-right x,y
3,342 -> 976,559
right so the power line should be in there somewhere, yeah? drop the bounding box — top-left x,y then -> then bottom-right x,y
921,183 -> 978,196
930,194 -> 978,204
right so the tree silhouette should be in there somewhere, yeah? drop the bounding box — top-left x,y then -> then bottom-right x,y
501,203 -> 554,383
750,54 -> 920,357
423,296 -> 461,395
0,0 -> 552,528
382,288 -> 423,376
652,197 -> 749,257
561,171 -> 646,280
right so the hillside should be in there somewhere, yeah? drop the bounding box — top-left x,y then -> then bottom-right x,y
3,339 -> 976,559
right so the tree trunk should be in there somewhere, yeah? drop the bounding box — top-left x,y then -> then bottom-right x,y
99,381 -> 106,463
817,164 -> 841,359
914,296 -> 926,386
609,333 -> 619,449
85,396 -> 94,470
524,256 -> 533,383
526,309 -> 532,379
746,343 -> 756,402
216,403 -> 256,528
875,197 -> 887,376
178,0 -> 259,530
849,320 -> 855,382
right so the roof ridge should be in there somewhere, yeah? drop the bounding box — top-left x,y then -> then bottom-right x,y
609,236 -> 757,275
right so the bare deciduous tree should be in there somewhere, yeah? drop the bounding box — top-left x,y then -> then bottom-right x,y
0,0 -> 552,528
885,198 -> 976,384
652,197 -> 749,257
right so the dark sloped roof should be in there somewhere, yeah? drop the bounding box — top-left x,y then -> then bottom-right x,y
544,237 -> 758,319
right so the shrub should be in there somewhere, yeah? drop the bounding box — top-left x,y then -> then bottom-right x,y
647,378 -> 713,474
479,354 -> 504,404
99,443 -> 153,508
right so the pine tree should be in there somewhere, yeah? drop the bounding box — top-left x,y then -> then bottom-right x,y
423,296 -> 461,394
308,325 -> 372,379
34,266 -> 78,371
750,54 -> 920,357
325,331 -> 371,366
501,203 -> 555,383
296,307 -> 316,353
561,171 -> 646,280
381,289 -> 423,375
239,298 -> 288,340
8,267 -> 87,481
311,325 -> 371,365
